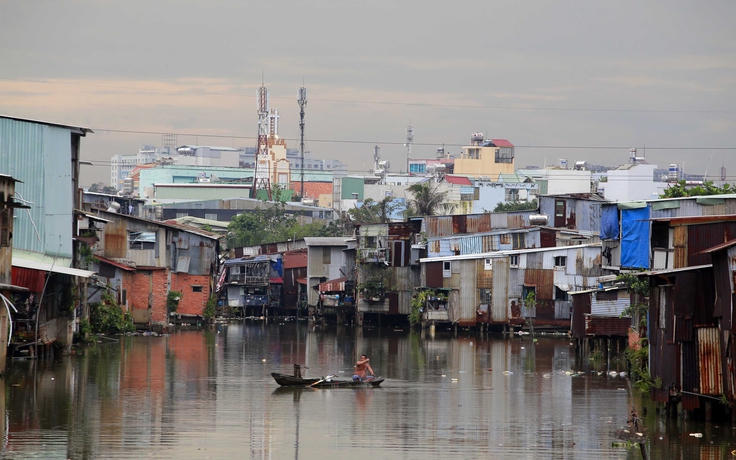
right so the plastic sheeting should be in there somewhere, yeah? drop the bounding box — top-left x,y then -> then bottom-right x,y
621,206 -> 650,269
600,205 -> 619,240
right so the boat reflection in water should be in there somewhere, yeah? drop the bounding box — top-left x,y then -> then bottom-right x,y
1,323 -> 735,459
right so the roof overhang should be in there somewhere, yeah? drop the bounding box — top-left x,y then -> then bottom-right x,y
12,257 -> 96,278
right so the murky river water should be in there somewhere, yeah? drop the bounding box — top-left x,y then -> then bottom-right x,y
2,322 -> 735,459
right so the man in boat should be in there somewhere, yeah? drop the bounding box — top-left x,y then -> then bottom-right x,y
353,354 -> 375,382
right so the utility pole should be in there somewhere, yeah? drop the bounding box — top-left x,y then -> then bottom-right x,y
297,86 -> 308,201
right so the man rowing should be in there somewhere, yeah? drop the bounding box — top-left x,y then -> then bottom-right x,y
353,354 -> 375,382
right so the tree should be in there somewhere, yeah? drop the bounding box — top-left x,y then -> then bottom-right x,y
405,182 -> 450,217
660,180 -> 735,198
347,197 -> 399,224
227,202 -> 345,248
89,182 -> 119,195
492,199 -> 538,212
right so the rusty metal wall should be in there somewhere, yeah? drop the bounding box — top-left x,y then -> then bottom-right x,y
672,226 -> 688,268
688,222 -> 736,267
425,262 -> 443,288
476,259 -> 493,288
490,213 -> 508,229
425,216 -> 453,238
492,258 -> 509,322
697,327 -> 723,396
283,250 -> 308,269
11,266 -> 45,292
584,315 -> 630,336
524,269 -> 554,300
555,300 -> 572,319
466,214 -> 492,233
681,341 -> 700,410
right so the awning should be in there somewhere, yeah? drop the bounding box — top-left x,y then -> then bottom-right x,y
319,277 -> 348,292
554,283 -> 571,292
97,256 -> 136,272
12,257 -> 96,278
296,278 -> 307,285
270,277 -> 283,284
0,283 -> 28,292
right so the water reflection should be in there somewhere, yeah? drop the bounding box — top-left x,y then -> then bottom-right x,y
0,323 -> 734,459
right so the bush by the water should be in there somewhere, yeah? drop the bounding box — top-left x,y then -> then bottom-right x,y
89,291 -> 135,334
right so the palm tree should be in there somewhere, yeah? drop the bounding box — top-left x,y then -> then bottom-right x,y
406,182 -> 449,217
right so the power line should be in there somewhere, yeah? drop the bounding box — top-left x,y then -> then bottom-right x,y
2,77 -> 735,114
91,128 -> 736,151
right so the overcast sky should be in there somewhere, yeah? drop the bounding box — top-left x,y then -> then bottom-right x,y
1,0 -> 735,185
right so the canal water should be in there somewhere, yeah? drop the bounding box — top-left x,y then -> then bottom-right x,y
2,322 -> 735,459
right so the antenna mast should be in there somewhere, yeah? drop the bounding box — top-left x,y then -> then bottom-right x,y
252,79 -> 272,200
405,124 -> 414,175
297,86 -> 308,201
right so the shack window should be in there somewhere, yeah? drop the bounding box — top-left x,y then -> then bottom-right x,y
554,286 -> 568,301
192,286 -> 203,293
509,255 -> 519,267
512,233 -> 524,249
484,258 -> 492,271
443,261 -> 452,278
479,288 -> 491,304
554,256 -> 566,268
129,231 -> 155,250
322,249 -> 331,264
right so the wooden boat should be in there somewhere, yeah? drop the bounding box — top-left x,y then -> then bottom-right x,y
271,372 -> 384,388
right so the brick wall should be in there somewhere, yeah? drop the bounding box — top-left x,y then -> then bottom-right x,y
125,269 -> 169,326
170,273 -> 210,317
289,181 -> 333,201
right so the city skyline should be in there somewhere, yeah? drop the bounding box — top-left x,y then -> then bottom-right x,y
1,0 -> 734,186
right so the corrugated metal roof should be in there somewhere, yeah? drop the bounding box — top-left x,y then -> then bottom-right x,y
419,242 -> 601,263
650,214 -> 736,224
12,257 -> 95,278
635,264 -> 712,276
304,237 -> 349,247
99,210 -> 221,240
445,175 -> 472,185
491,139 -> 514,148
0,114 -> 92,134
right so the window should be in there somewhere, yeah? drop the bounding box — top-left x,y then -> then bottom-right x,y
176,213 -> 189,218
323,249 -> 331,264
484,258 -> 492,271
192,286 -> 203,293
555,286 -> 568,301
129,231 -> 155,250
554,256 -> 566,268
479,288 -> 491,304
204,213 -> 218,221
443,261 -> 452,278
494,147 -> 514,164
509,255 -> 519,267
512,233 -> 524,250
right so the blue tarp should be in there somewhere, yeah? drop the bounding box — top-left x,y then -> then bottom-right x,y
600,205 -> 619,240
621,206 -> 650,269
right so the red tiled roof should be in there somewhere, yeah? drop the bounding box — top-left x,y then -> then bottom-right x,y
491,139 -> 514,148
445,175 -> 472,185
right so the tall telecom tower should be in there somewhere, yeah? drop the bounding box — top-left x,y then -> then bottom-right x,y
252,81 -> 272,200
297,86 -> 308,200
405,125 -> 414,174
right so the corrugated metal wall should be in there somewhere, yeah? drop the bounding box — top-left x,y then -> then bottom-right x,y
457,260 -> 477,326
492,258 -> 509,322
1,119 -> 74,260
590,294 -> 629,316
697,327 -> 723,396
687,223 -> 736,267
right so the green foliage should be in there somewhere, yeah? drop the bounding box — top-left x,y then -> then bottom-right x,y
405,182 -> 450,217
358,267 -> 391,300
60,284 -> 78,315
616,273 -> 649,296
660,180 -> 736,198
409,291 -> 430,327
625,343 -> 655,393
89,182 -> 119,195
348,197 -> 399,224
203,295 -> 217,321
89,302 -> 135,334
492,199 -> 538,212
524,290 -> 537,310
227,201 -> 339,247
167,290 -> 182,313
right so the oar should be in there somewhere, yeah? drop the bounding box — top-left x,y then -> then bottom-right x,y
310,374 -> 335,387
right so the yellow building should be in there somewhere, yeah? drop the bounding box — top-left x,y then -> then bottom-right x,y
453,136 -> 515,179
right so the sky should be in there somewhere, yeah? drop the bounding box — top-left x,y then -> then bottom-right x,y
1,0 -> 735,186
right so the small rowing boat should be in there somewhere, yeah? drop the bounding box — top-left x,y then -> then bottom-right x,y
271,372 -> 384,388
